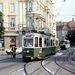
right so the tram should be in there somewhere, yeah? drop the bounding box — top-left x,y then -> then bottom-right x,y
60,40 -> 70,49
22,30 -> 59,61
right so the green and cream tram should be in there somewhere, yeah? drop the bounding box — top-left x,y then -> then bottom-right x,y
22,31 -> 59,61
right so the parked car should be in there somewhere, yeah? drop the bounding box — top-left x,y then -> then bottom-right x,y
6,47 -> 22,55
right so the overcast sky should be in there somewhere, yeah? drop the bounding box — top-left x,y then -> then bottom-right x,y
53,0 -> 75,22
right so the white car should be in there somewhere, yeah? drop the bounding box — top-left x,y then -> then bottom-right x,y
6,47 -> 22,55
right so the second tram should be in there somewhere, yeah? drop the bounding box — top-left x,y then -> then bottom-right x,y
60,40 -> 70,49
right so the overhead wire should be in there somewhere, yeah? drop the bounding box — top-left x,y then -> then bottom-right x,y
53,0 -> 67,21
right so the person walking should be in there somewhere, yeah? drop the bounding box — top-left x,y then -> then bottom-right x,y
11,46 -> 17,58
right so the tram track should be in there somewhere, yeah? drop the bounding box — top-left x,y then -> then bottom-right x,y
23,49 -> 75,75
24,60 -> 43,75
54,49 -> 75,75
24,62 -> 28,75
41,49 -> 75,75
23,56 -> 54,75
41,59 -> 54,75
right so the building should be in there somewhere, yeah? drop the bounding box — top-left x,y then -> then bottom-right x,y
56,23 -> 70,41
0,0 -> 19,50
56,18 -> 75,41
0,0 -> 56,50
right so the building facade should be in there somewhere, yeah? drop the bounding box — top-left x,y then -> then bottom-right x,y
56,18 -> 75,42
56,22 -> 71,41
0,0 -> 19,50
0,0 -> 56,50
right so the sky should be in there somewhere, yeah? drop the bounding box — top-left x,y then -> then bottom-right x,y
53,0 -> 75,22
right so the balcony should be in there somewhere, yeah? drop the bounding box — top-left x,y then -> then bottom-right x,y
5,26 -> 19,32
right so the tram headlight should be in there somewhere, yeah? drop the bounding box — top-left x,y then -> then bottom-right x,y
27,50 -> 29,53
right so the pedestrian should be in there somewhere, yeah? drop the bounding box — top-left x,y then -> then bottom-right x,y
11,46 -> 17,58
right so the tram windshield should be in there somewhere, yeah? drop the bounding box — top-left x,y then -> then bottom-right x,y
60,40 -> 70,45
24,38 -> 33,47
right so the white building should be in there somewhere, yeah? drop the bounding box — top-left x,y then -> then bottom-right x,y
0,0 -> 56,49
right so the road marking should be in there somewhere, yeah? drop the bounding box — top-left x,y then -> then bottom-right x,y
42,61 -> 55,75
18,68 -> 23,71
8,68 -> 24,75
55,53 -> 63,56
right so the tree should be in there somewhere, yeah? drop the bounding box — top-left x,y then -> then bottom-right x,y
0,11 -> 5,39
66,30 -> 75,45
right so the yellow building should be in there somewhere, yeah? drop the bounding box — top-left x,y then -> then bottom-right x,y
0,0 -> 56,50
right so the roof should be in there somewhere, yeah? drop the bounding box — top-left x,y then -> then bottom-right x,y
63,25 -> 70,30
56,21 -> 71,31
56,18 -> 75,30
69,21 -> 75,30
56,21 -> 68,26
56,25 -> 64,31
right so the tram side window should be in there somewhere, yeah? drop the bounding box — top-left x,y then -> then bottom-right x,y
39,38 -> 42,47
53,40 -> 55,46
35,37 -> 38,47
47,39 -> 50,46
56,40 -> 59,46
51,40 -> 52,46
44,38 -> 47,47
47,39 -> 48,46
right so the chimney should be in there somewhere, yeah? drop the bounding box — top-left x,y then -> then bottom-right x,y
72,18 -> 74,21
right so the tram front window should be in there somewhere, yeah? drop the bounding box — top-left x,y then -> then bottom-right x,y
60,41 -> 65,44
24,39 -> 33,47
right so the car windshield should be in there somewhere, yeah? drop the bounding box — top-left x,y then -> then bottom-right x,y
24,38 -> 33,47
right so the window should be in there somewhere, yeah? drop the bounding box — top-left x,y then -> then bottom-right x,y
29,17 -> 33,27
39,38 -> 42,47
0,40 -> 4,47
24,38 -> 33,47
28,1 -> 32,11
44,38 -> 47,46
53,40 -> 55,46
10,18 -> 15,28
10,37 -> 16,43
35,37 -> 38,47
51,40 -> 52,46
0,3 -> 3,12
10,3 -> 15,12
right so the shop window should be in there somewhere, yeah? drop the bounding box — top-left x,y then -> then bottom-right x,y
10,37 -> 16,43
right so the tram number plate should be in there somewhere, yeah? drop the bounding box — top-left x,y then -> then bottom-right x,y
39,49 -> 42,53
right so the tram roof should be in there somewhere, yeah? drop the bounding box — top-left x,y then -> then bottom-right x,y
50,36 -> 59,40
25,32 -> 46,36
24,32 -> 52,38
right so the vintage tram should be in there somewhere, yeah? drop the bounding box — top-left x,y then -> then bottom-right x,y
22,30 -> 59,61
60,40 -> 70,49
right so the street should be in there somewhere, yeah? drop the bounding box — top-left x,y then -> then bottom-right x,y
0,47 -> 75,75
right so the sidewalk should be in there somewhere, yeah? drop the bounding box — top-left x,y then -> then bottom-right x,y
0,50 -> 6,54
0,51 -> 11,60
